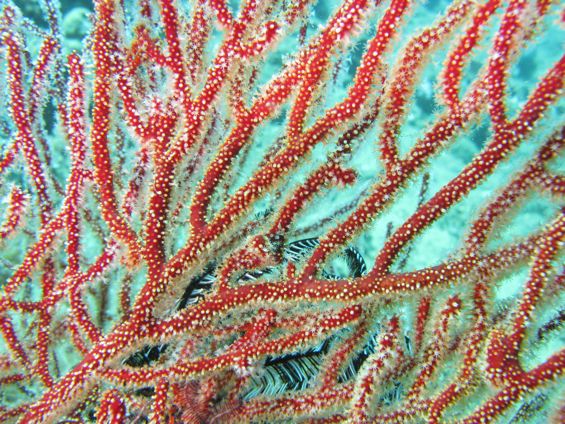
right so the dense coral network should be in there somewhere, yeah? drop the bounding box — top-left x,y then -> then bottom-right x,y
0,0 -> 563,422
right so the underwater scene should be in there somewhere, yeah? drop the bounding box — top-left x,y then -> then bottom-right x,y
0,0 -> 563,422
